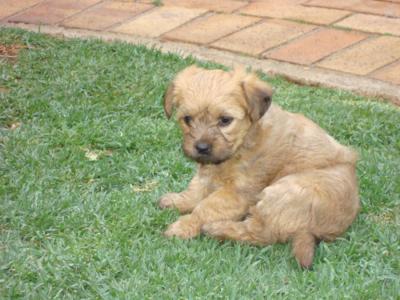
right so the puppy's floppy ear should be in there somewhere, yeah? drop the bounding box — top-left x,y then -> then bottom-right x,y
163,81 -> 175,119
163,65 -> 201,118
241,75 -> 273,122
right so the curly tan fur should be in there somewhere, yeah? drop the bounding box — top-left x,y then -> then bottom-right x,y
159,66 -> 360,268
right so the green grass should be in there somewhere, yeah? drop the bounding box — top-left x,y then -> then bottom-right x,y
1,28 -> 399,299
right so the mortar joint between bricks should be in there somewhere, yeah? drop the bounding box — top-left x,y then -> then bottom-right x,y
0,0 -> 46,23
159,11 -> 214,42
260,26 -> 322,58
366,58 -> 400,77
309,33 -> 371,66
55,0 -> 107,26
204,17 -> 266,47
102,4 -> 156,32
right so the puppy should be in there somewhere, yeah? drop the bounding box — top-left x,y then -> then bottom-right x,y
159,66 -> 359,268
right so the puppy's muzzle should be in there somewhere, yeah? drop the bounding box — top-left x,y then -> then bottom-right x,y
195,141 -> 212,156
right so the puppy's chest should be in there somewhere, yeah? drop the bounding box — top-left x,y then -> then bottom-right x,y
237,160 -> 273,192
210,156 -> 276,197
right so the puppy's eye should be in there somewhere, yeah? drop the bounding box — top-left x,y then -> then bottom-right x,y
218,116 -> 233,127
183,115 -> 192,126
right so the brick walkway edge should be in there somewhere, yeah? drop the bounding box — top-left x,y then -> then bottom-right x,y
1,0 -> 399,105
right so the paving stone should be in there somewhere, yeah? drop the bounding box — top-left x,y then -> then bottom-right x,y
336,13 -> 400,36
370,61 -> 400,85
9,0 -> 101,25
265,28 -> 368,65
163,13 -> 259,44
212,19 -> 316,56
317,36 -> 400,75
305,0 -> 368,9
112,6 -> 205,38
63,2 -> 152,31
238,2 -> 350,24
158,0 -> 247,13
306,0 -> 400,17
351,0 -> 400,16
264,0 -> 310,3
0,0 -> 43,20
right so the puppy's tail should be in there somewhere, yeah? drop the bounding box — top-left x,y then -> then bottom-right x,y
292,232 -> 316,269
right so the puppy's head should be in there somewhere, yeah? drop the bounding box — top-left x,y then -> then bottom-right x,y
164,65 -> 273,164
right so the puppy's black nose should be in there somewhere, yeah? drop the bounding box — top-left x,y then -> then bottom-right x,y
195,142 -> 212,155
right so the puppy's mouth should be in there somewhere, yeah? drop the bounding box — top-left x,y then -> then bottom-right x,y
183,146 -> 228,165
192,154 -> 226,165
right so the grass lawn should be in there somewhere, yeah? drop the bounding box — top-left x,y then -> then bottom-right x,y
1,27 -> 399,299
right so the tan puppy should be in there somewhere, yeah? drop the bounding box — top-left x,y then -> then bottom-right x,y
159,66 -> 360,268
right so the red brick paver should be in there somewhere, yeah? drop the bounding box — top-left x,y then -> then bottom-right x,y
317,36 -> 400,75
9,0 -> 101,25
264,28 -> 368,65
239,2 -> 351,24
154,0 -> 247,13
211,19 -> 316,56
371,61 -> 400,85
306,0 -> 400,17
163,13 -> 259,44
62,2 -> 152,31
112,6 -> 205,38
1,0 -> 399,104
0,0 -> 43,20
335,14 -> 400,36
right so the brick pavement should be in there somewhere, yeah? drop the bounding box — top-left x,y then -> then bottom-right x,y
1,0 -> 399,104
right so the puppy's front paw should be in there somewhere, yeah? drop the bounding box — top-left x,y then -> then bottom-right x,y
202,221 -> 228,237
164,215 -> 201,239
159,193 -> 180,209
202,221 -> 238,241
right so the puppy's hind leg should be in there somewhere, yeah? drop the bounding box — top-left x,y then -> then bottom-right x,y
205,165 -> 359,268
202,207 -> 277,246
291,231 -> 316,269
203,214 -> 316,268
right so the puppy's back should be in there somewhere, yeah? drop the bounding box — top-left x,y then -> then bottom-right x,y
260,104 -> 357,174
